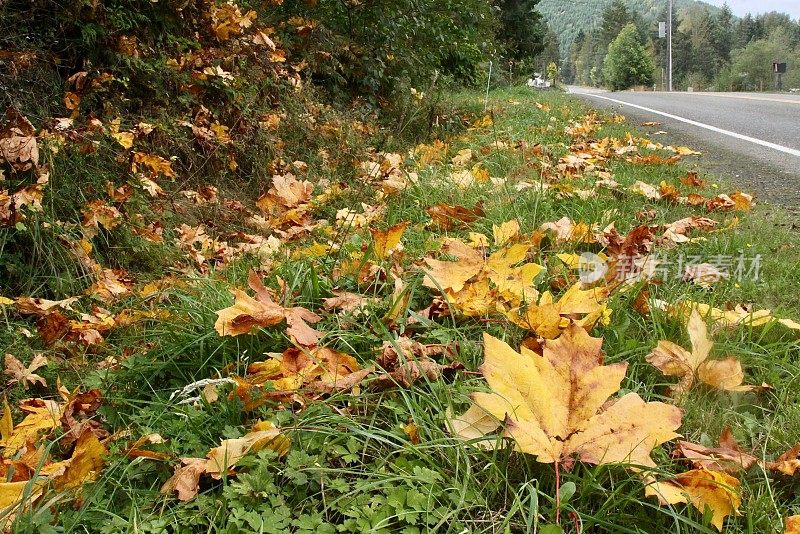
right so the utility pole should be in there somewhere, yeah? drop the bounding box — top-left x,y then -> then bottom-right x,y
667,0 -> 673,91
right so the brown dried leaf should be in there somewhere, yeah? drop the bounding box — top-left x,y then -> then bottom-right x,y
4,354 -> 47,388
676,428 -> 758,474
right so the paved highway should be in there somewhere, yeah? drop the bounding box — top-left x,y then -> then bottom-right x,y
568,87 -> 800,208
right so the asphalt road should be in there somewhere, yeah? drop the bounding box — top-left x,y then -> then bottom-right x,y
568,87 -> 800,210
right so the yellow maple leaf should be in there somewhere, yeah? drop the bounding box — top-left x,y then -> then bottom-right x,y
644,469 -> 740,531
661,299 -> 800,332
452,326 -> 682,467
492,219 -> 520,246
423,239 -> 544,312
647,309 -> 755,395
111,131 -> 135,150
507,282 -> 610,339
131,151 -> 175,178
206,421 -> 289,477
51,431 -> 107,490
787,516 -> 800,534
422,239 -> 484,294
2,400 -> 62,457
371,222 -> 407,260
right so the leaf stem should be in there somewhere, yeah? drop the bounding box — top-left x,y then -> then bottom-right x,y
555,460 -> 561,524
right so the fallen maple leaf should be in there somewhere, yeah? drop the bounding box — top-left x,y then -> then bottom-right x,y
493,219 -> 520,246
450,148 -> 473,167
161,421 -> 288,501
422,238 -> 545,315
675,428 -> 758,474
322,291 -> 375,314
767,443 -> 800,476
215,271 -> 321,345
15,296 -> 79,316
4,354 -> 47,389
629,180 -> 661,201
232,346 -> 368,408
124,433 -> 169,461
680,172 -> 706,188
452,325 -> 681,468
644,469 -> 740,531
371,222 -> 407,260
507,282 -> 610,339
422,239 -> 484,294
540,217 -> 595,245
647,309 -> 756,395
0,107 -> 38,170
426,202 -> 484,230
256,173 -> 313,213
787,516 -> 800,534
658,299 -> 800,336
372,337 -> 462,390
683,263 -> 728,288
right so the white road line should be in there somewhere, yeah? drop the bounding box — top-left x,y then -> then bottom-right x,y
573,92 -> 800,158
684,92 -> 800,105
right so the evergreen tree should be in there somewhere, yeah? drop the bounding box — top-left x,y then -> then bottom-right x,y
736,15 -> 760,48
538,27 -> 561,73
711,4 -> 735,66
686,8 -> 717,82
603,23 -> 654,90
598,0 -> 634,48
495,0 -> 547,61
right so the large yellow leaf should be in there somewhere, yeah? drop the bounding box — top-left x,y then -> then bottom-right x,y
454,325 -> 681,467
52,431 -> 107,490
645,469 -> 741,531
787,516 -> 800,534
2,401 -> 62,457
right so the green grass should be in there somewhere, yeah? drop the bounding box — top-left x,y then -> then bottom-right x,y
3,87 -> 800,533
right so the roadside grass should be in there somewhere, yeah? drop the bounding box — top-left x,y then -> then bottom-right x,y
4,86 -> 800,533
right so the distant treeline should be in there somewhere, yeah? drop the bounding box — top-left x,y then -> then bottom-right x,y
554,1 -> 800,91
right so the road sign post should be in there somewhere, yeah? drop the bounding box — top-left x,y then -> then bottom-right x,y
667,0 -> 673,92
774,62 -> 787,92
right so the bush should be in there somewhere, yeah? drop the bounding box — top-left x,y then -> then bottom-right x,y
603,23 -> 655,90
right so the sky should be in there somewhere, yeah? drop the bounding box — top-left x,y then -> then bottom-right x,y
703,0 -> 800,18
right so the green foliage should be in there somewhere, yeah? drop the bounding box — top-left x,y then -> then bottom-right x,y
730,30 -> 800,91
495,0 -> 547,62
603,24 -> 655,90
271,0 -> 499,98
536,0 -> 722,61
561,0 -> 800,92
